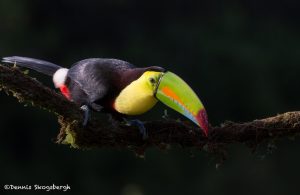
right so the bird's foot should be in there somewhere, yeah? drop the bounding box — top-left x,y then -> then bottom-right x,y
124,118 -> 148,140
80,105 -> 90,126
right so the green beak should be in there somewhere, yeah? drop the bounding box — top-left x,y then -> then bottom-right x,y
155,71 -> 209,136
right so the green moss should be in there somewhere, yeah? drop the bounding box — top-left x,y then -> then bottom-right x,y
62,121 -> 79,148
0,86 -> 24,103
64,131 -> 77,147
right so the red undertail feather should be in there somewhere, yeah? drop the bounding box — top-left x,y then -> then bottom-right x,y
59,85 -> 71,100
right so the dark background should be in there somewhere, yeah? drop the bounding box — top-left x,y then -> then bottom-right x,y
1,0 -> 300,194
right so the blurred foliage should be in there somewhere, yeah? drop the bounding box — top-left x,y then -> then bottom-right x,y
1,0 -> 300,194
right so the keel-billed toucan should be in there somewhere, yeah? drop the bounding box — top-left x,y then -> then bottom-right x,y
2,56 -> 209,137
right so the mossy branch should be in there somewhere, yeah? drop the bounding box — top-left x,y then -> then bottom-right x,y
1,64 -> 299,155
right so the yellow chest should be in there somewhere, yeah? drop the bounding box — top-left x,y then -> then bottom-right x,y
114,80 -> 158,115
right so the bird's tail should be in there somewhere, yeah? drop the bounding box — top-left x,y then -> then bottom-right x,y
2,56 -> 62,76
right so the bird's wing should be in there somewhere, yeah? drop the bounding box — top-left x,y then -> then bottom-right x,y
67,58 -> 134,104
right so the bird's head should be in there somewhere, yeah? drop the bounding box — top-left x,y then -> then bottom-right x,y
140,69 -> 209,136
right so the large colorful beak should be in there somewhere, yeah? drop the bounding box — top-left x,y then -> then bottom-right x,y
155,71 -> 209,136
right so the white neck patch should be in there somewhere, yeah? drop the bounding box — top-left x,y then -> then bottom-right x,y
53,68 -> 69,88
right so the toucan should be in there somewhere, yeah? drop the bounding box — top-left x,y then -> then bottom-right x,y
2,56 -> 209,138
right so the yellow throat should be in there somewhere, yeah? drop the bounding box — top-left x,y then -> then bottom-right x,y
114,71 -> 162,115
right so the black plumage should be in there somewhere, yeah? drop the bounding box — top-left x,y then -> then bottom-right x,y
2,56 -> 164,115
67,58 -> 164,113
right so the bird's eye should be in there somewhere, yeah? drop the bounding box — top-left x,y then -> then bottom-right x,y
149,77 -> 156,84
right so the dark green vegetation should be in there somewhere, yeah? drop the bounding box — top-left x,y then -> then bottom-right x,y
1,1 -> 300,194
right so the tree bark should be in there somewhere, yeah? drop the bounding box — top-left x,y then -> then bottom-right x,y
1,64 -> 299,155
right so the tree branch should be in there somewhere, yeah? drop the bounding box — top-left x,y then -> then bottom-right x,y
1,64 -> 299,155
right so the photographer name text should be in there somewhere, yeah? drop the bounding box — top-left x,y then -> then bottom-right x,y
4,184 -> 70,192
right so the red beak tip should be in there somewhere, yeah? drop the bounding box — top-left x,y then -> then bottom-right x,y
196,109 -> 209,137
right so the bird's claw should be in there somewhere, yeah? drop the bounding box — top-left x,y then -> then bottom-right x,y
80,105 -> 90,126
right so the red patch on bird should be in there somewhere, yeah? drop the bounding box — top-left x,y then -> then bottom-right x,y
112,101 -> 116,110
59,85 -> 71,100
196,109 -> 209,137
